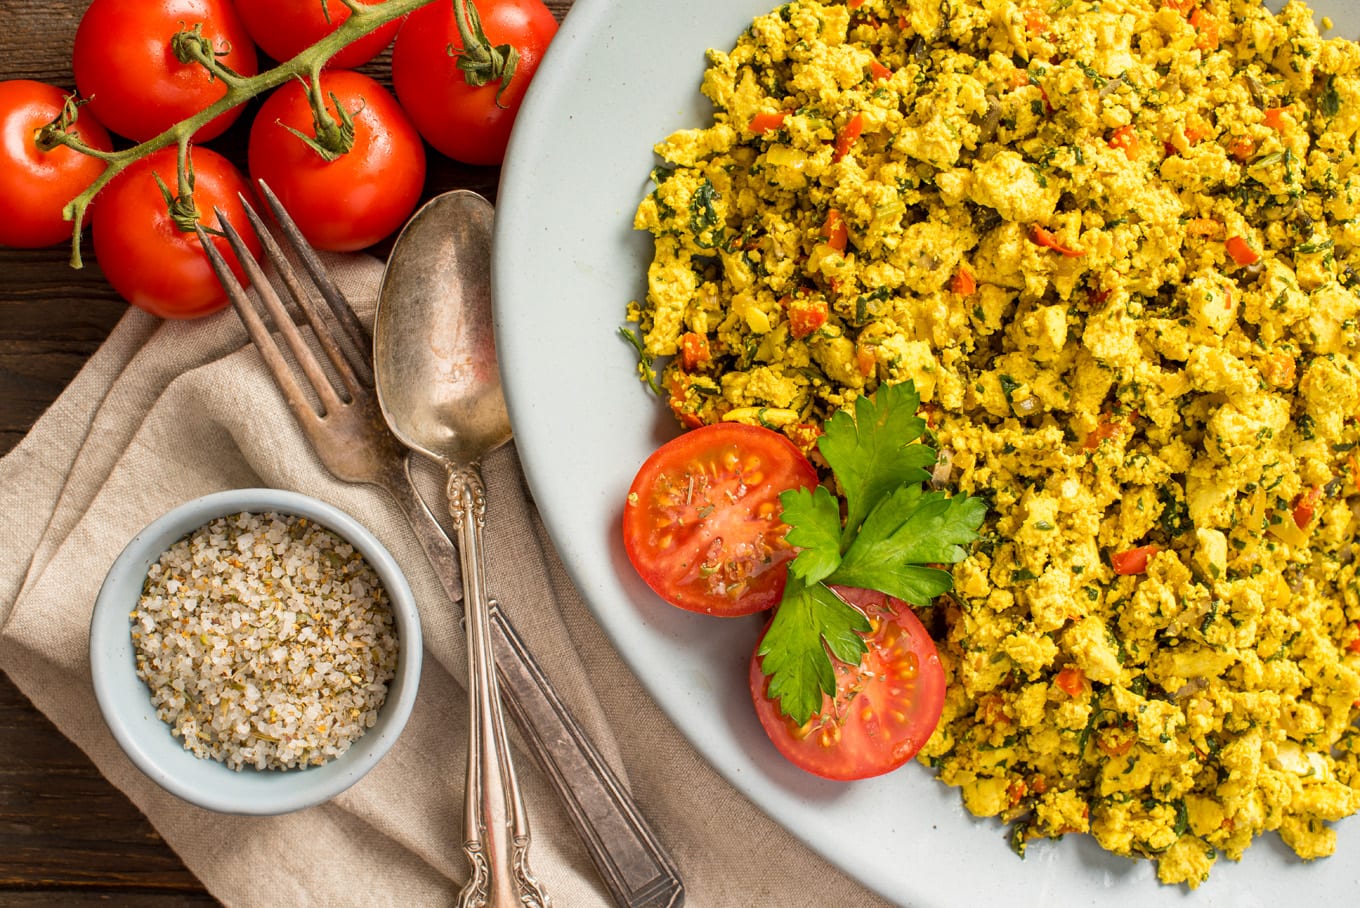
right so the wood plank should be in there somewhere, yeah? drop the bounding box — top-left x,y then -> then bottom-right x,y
0,242 -> 126,453
0,670 -> 219,902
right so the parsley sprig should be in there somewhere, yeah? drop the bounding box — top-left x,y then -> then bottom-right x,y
757,382 -> 987,724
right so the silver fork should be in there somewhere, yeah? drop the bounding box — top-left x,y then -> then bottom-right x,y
197,183 -> 685,908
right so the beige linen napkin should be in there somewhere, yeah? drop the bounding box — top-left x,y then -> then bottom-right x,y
0,252 -> 891,908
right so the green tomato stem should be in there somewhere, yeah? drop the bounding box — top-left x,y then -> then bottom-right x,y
452,0 -> 520,107
152,139 -> 205,234
44,0 -> 442,269
290,65 -> 358,162
171,23 -> 249,89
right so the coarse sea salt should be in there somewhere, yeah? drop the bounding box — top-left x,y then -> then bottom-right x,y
131,511 -> 399,771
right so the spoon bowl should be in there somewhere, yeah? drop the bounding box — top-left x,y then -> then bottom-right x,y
373,190 -> 547,908
373,191 -> 509,467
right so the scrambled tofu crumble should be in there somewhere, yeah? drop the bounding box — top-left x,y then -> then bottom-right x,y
626,0 -> 1360,887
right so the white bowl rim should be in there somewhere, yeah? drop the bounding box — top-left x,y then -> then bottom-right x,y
89,487 -> 422,816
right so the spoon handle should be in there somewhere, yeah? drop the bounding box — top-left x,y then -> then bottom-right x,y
389,460 -> 685,908
448,464 -> 549,908
487,606 -> 686,908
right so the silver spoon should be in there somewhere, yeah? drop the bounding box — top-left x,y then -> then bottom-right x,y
372,190 -> 548,908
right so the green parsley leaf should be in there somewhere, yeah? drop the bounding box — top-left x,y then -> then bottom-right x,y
757,578 -> 871,724
818,382 -> 937,541
1321,75 -> 1342,119
781,484 -> 844,586
759,380 -> 987,724
833,486 -> 990,604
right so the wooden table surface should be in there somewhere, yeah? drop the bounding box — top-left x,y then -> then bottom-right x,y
0,1 -> 572,903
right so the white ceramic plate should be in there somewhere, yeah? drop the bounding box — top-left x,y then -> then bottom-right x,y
494,2 -> 1360,904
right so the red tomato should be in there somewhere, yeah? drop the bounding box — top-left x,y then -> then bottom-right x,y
1030,224 -> 1086,257
234,0 -> 402,69
750,586 -> 946,781
622,423 -> 819,616
832,112 -> 863,162
1082,419 -> 1122,451
1110,544 -> 1159,575
1291,485 -> 1322,529
950,265 -> 976,296
1228,136 -> 1256,161
821,208 -> 848,252
1054,666 -> 1088,698
1263,106 -> 1291,130
679,332 -> 710,370
1107,124 -> 1138,159
73,0 -> 258,142
1225,235 -> 1260,266
787,297 -> 829,339
92,146 -> 263,319
747,111 -> 787,134
391,0 -> 558,165
248,70 -> 426,252
0,80 -> 112,248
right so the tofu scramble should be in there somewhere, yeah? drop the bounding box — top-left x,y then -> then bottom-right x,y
625,0 -> 1360,888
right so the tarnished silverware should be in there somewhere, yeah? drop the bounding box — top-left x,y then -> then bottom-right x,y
371,190 -> 543,907
197,183 -> 685,908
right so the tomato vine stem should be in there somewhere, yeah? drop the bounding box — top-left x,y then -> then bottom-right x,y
288,66 -> 360,162
38,0 -> 443,269
452,0 -> 519,107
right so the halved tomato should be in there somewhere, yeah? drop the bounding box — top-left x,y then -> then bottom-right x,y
749,586 -> 946,780
622,422 -> 819,616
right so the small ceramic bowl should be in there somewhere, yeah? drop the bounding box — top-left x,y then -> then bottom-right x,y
90,488 -> 422,815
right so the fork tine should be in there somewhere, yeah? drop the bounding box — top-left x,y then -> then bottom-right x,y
229,198 -> 370,398
256,180 -> 373,370
208,216 -> 345,418
196,222 -> 334,429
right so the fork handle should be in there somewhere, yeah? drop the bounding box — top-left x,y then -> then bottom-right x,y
386,466 -> 685,908
486,605 -> 685,908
